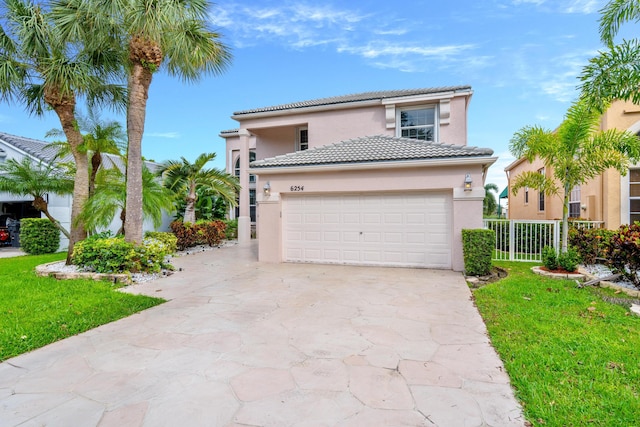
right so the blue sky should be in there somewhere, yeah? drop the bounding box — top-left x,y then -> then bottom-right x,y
0,0 -> 626,193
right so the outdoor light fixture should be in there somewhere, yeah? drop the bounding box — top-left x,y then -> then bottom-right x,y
263,181 -> 271,196
464,173 -> 473,191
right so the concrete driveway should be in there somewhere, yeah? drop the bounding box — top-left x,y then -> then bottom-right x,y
1,242 -> 525,426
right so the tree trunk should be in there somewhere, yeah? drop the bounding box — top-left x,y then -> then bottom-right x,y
562,183 -> 570,254
124,62 -> 153,244
183,182 -> 197,224
46,87 -> 89,264
32,196 -> 71,239
89,151 -> 102,197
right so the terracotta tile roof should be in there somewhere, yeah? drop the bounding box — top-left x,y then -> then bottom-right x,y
233,86 -> 472,116
250,135 -> 493,168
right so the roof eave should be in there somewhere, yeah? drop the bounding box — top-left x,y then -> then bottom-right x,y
250,156 -> 498,175
232,99 -> 382,122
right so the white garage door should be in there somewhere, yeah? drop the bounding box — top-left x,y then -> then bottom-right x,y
283,192 -> 451,268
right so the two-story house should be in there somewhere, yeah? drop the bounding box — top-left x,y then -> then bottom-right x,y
222,86 -> 497,271
505,100 -> 640,229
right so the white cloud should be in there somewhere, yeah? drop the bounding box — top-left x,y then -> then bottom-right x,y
563,0 -> 604,14
146,132 -> 180,139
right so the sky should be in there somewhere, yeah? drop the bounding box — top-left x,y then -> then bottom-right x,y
0,0 -> 632,195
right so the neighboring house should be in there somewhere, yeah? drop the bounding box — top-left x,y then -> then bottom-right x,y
0,132 -> 171,250
222,86 -> 497,271
505,100 -> 640,229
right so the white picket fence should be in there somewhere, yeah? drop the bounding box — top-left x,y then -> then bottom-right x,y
483,219 -> 605,262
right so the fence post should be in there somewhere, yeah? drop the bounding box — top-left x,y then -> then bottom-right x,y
553,220 -> 560,254
509,220 -> 515,261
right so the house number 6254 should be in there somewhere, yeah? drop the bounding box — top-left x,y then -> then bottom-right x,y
290,185 -> 304,191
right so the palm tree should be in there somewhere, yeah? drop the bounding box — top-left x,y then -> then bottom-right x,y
483,183 -> 499,217
46,110 -> 126,196
0,158 -> 73,238
78,164 -> 173,235
0,0 -> 125,261
510,98 -> 640,252
51,0 -> 232,243
580,0 -> 640,110
158,152 -> 239,224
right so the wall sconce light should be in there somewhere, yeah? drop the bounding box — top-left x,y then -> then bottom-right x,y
464,173 -> 472,191
263,181 -> 271,196
581,204 -> 587,211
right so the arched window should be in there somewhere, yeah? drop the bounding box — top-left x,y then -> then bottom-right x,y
234,151 -> 256,183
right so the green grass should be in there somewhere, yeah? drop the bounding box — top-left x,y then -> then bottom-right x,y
474,261 -> 640,427
0,253 -> 164,361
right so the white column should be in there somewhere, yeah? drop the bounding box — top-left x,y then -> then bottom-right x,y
238,129 -> 251,244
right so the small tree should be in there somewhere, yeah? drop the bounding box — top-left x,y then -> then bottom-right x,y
483,183 -> 499,217
158,152 -> 239,224
509,98 -> 640,253
0,158 -> 73,238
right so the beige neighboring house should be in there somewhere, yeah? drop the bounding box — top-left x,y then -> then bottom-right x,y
505,100 -> 640,229
221,86 -> 497,271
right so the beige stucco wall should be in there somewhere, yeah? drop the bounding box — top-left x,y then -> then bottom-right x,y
253,162 -> 488,272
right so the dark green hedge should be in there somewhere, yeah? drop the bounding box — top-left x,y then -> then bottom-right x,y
462,228 -> 494,276
20,218 -> 60,255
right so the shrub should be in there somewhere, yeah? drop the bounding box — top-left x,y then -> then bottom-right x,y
19,218 -> 60,255
541,246 -> 558,270
568,227 -> 614,265
170,220 -> 227,250
223,219 -> 238,239
144,231 -> 178,254
557,247 -> 580,272
462,228 -> 494,276
72,235 -> 173,274
603,223 -> 640,287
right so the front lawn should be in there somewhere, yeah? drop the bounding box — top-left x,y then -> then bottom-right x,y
474,261 -> 640,427
0,252 -> 164,361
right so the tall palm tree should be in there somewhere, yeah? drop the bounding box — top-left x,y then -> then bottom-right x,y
580,0 -> 640,110
78,164 -> 173,235
483,183 -> 499,217
46,110 -> 126,196
510,98 -> 640,252
158,152 -> 239,224
51,0 -> 232,244
0,158 -> 73,238
0,0 -> 125,261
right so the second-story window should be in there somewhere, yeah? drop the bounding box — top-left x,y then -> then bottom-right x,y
234,151 -> 256,183
297,127 -> 309,151
399,106 -> 436,141
538,168 -> 545,211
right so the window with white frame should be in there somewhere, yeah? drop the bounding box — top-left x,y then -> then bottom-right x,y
234,151 -> 256,183
399,106 -> 436,141
297,127 -> 309,151
524,186 -> 529,204
569,185 -> 581,218
630,168 -> 640,224
538,168 -> 545,211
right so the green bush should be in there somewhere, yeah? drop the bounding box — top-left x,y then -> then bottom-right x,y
603,223 -> 640,287
223,219 -> 238,239
19,218 -> 60,255
144,231 -> 178,254
170,220 -> 227,250
72,235 -> 173,274
568,227 -> 614,265
557,246 -> 581,272
541,246 -> 558,270
462,228 -> 494,276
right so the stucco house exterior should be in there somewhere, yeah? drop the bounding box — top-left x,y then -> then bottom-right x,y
0,132 -> 171,250
222,86 -> 497,271
505,100 -> 640,229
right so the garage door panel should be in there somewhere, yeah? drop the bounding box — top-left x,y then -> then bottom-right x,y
283,193 -> 451,268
